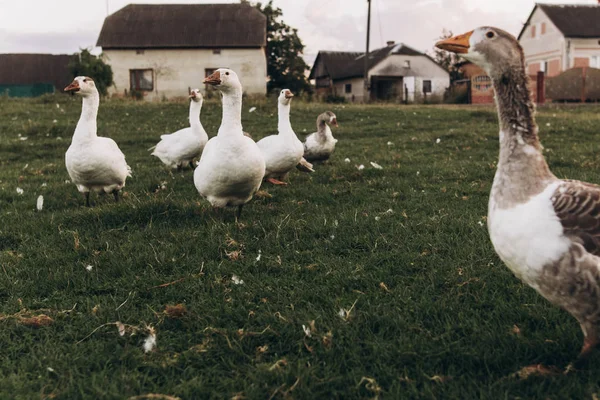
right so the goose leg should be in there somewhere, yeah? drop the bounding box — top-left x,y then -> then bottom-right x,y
235,205 -> 244,222
85,192 -> 91,207
189,161 -> 195,169
113,190 -> 119,203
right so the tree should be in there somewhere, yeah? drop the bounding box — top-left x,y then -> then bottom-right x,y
253,1 -> 312,94
433,29 -> 465,82
69,49 -> 114,96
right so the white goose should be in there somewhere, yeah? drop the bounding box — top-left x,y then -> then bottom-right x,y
150,89 -> 208,169
64,76 -> 131,206
437,27 -> 600,365
193,69 -> 265,219
256,89 -> 304,185
303,111 -> 339,162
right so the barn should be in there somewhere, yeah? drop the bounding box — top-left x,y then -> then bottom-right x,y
96,3 -> 268,100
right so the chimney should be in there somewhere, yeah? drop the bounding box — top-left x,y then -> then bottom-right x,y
387,40 -> 395,46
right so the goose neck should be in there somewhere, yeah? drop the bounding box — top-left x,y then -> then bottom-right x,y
189,99 -> 203,132
73,93 -> 99,142
490,66 -> 554,205
218,89 -> 243,136
277,102 -> 293,134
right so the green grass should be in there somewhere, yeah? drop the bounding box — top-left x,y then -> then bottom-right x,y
1,94 -> 600,399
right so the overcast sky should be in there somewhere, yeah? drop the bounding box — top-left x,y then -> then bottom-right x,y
0,0 -> 597,66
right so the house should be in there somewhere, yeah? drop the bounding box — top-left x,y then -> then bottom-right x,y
96,3 -> 267,100
518,3 -> 600,77
0,54 -> 74,97
455,61 -> 494,104
309,41 -> 450,102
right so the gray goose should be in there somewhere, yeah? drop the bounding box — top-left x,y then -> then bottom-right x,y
303,111 -> 339,162
437,28 -> 600,363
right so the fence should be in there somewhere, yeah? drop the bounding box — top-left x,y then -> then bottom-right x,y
0,83 -> 56,97
546,67 -> 600,102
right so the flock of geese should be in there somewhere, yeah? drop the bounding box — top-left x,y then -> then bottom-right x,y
59,27 -> 600,369
64,70 -> 338,215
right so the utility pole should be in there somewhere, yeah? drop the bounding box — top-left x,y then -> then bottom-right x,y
364,0 -> 372,102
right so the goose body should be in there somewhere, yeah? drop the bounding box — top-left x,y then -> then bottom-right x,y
303,111 -> 338,162
193,69 -> 265,214
64,76 -> 131,205
257,89 -> 304,184
151,89 -> 208,169
437,27 -> 600,359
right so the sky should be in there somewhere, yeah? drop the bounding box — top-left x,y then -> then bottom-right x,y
0,0 -> 598,66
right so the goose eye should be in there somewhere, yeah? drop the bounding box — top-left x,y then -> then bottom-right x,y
83,78 -> 88,82
486,31 -> 495,39
225,72 -> 230,76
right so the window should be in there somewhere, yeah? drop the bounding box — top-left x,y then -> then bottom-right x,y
136,49 -> 145,55
130,69 -> 153,91
205,68 -> 217,78
473,75 -> 492,92
531,24 -> 536,38
422,80 -> 432,93
212,49 -> 221,55
344,83 -> 352,93
591,56 -> 600,69
541,22 -> 546,35
540,61 -> 548,73
404,60 -> 411,69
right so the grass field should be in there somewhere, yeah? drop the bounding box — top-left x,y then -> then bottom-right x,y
1,94 -> 600,399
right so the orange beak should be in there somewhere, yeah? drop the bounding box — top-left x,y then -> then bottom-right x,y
331,118 -> 338,127
284,90 -> 294,99
64,80 -> 80,92
189,92 -> 197,99
435,30 -> 473,54
203,71 -> 221,86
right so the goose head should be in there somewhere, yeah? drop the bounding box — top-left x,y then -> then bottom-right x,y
278,89 -> 294,106
189,88 -> 203,103
203,68 -> 242,94
64,76 -> 98,97
435,27 -> 523,79
325,111 -> 338,127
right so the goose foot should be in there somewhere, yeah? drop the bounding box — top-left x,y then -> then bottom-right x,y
113,190 -> 119,203
512,363 -> 561,379
188,161 -> 195,169
266,178 -> 287,185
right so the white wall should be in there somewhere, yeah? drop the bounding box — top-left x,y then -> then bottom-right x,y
571,38 -> 600,67
332,77 -> 365,102
519,8 -> 565,71
102,48 -> 267,100
369,55 -> 449,99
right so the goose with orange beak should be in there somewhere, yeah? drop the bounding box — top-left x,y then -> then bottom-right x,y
193,69 -> 265,220
437,28 -> 600,368
150,88 -> 208,170
64,76 -> 131,206
256,89 -> 305,185
303,111 -> 339,163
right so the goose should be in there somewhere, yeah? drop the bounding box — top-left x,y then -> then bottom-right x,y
150,89 -> 208,170
193,69 -> 265,220
303,111 -> 339,162
64,76 -> 131,206
437,27 -> 600,365
256,89 -> 304,185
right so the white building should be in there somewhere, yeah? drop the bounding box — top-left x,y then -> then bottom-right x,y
309,42 -> 450,103
96,3 -> 267,100
518,3 -> 600,77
